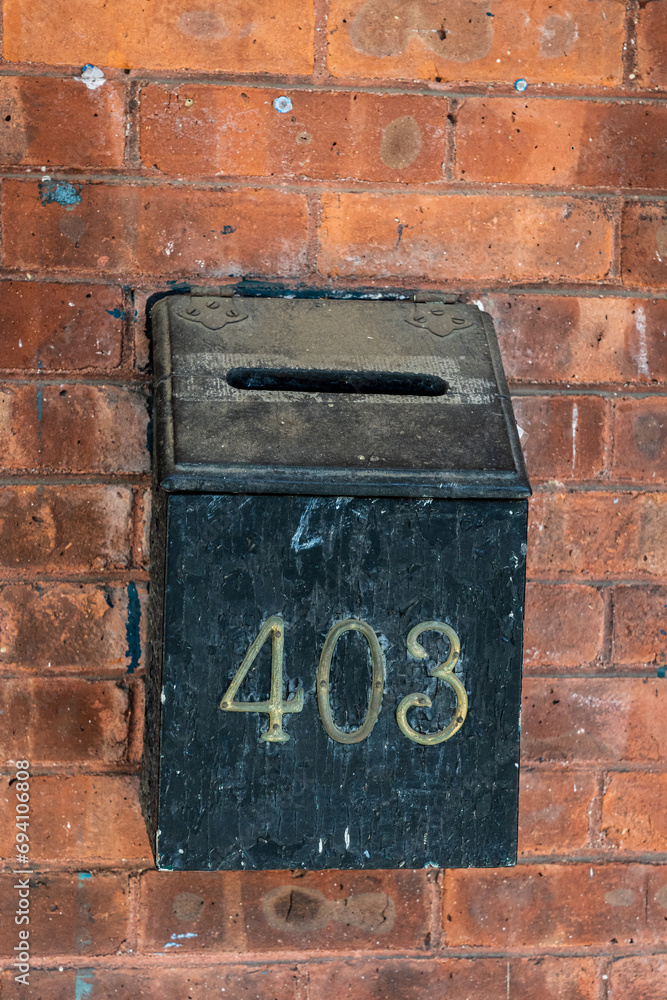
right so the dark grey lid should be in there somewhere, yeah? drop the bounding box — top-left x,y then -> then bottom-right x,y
152,294 -> 530,499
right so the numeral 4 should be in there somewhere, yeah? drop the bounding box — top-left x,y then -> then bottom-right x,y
219,615 -> 304,743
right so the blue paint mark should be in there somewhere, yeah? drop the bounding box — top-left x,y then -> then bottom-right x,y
105,308 -> 124,319
75,970 -> 95,1000
514,78 -> 528,92
291,499 -> 324,552
77,872 -> 93,880
39,181 -> 82,207
125,582 -> 141,674
221,225 -> 236,235
659,668 -> 666,678
273,95 -> 293,113
36,387 -> 43,422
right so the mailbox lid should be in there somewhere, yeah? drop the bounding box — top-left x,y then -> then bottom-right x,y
152,294 -> 530,499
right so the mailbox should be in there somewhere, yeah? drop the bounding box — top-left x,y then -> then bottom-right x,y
142,290 -> 530,872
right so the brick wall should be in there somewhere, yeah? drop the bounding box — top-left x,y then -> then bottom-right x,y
1,1 -> 666,997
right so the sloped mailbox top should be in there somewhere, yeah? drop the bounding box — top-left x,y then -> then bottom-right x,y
151,294 -> 530,499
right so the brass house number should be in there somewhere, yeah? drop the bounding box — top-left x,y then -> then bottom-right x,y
220,617 -> 468,747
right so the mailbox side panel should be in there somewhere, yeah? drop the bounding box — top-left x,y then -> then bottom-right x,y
156,495 -> 526,871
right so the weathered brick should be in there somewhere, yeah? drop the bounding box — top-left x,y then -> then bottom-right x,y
0,281 -> 122,372
518,770 -> 594,857
609,957 -> 667,1000
602,773 -> 667,852
3,0 -> 314,75
512,395 -> 609,482
636,2 -> 667,90
2,181 -> 308,278
0,966 -> 299,1000
0,76 -> 125,168
612,585 -> 667,668
612,397 -> 667,484
456,98 -> 667,189
0,776 -> 152,868
478,294 -> 667,386
444,863 -> 666,949
141,85 -> 447,183
0,582 -> 146,674
318,193 -> 613,283
0,384 -> 149,475
522,678 -> 667,764
0,872 -> 128,956
0,678 -> 130,766
327,0 -> 625,87
527,492 -> 667,580
523,583 -> 604,670
139,868 -> 432,954
307,958 -> 596,1000
0,485 -> 133,574
622,202 -> 667,289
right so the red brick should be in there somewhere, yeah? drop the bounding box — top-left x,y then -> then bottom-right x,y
602,773 -> 667,852
141,85 -> 447,183
318,193 -> 613,283
609,957 -> 667,1000
0,678 -> 130,766
622,202 -> 667,289
0,582 -> 146,674
612,397 -> 667,484
3,0 -> 314,75
139,868 -> 432,954
0,485 -> 132,574
0,966 -> 299,1000
132,288 -> 153,372
0,76 -> 125,168
0,384 -> 149,475
527,492 -> 667,580
2,181 -> 308,278
0,776 -> 152,868
612,585 -> 667,668
523,583 -> 604,670
521,678 -> 667,765
636,2 -> 667,90
456,98 -> 667,189
0,281 -> 122,372
477,294 -> 667,386
327,0 -> 624,87
518,770 -> 594,857
0,872 -> 128,956
444,863 -> 665,949
512,395 -> 609,482
307,958 -> 596,1000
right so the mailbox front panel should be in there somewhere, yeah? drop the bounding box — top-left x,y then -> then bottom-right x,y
154,493 -> 527,871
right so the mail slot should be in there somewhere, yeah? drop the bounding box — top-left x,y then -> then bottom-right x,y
142,291 -> 530,871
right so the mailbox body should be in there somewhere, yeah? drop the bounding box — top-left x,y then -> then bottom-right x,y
143,293 -> 530,871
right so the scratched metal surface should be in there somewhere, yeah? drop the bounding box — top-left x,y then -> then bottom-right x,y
151,295 -> 529,498
152,493 -> 527,871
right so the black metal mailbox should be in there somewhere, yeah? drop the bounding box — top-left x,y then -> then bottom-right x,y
142,291 -> 530,872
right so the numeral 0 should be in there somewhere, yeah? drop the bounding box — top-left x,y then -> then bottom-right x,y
220,616 -> 467,747
317,619 -> 385,744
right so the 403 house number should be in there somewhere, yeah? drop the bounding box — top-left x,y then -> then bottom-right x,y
219,617 -> 468,747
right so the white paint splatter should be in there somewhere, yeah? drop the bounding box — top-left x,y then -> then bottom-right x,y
344,827 -> 350,850
571,402 -> 578,475
77,64 -> 106,90
636,306 -> 650,377
318,838 -> 323,853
